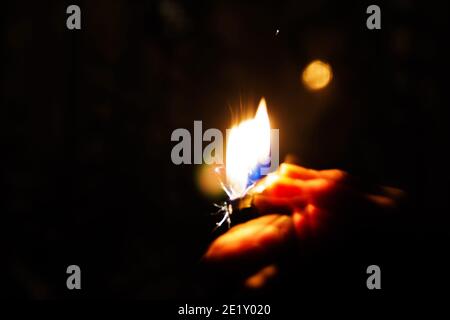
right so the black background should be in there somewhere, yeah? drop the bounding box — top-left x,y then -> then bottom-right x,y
2,0 -> 449,300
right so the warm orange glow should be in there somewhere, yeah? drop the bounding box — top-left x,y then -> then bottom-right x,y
226,98 -> 271,199
196,165 -> 223,197
302,60 -> 333,90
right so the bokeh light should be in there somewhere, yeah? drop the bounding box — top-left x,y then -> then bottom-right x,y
302,60 -> 333,91
196,164 -> 223,198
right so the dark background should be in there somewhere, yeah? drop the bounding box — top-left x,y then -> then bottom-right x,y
2,0 -> 449,299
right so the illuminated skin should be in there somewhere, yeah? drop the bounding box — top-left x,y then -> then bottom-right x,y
204,163 -> 405,290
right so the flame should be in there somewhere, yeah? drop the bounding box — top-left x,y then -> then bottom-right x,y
226,98 -> 271,199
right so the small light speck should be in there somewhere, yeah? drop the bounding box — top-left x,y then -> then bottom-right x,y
275,29 -> 279,36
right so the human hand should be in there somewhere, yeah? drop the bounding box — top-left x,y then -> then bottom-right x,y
203,163 -> 405,292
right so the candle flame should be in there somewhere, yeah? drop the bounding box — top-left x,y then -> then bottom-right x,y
225,98 -> 271,199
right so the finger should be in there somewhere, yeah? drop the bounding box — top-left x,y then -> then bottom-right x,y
278,163 -> 321,180
291,204 -> 327,238
279,163 -> 348,183
244,264 -> 278,290
292,211 -> 308,239
204,214 -> 295,267
318,169 -> 348,182
252,194 -> 305,214
259,175 -> 344,210
261,175 -> 330,198
365,194 -> 398,210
